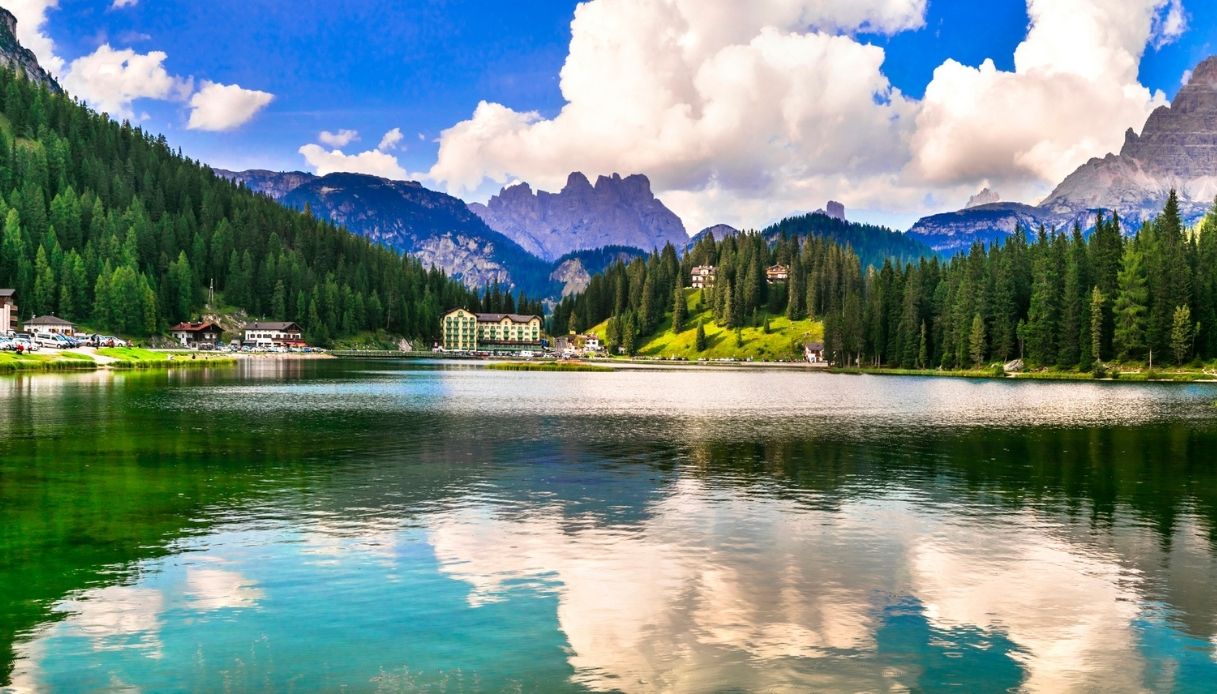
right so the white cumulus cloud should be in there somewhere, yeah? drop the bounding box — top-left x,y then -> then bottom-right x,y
910,0 -> 1176,194
428,0 -> 923,231
427,0 -> 1192,231
60,44 -> 193,119
187,80 -> 274,131
378,127 -> 404,151
319,129 -> 360,147
298,143 -> 407,179
111,0 -> 138,8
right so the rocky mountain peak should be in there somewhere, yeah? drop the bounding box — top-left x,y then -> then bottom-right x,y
563,171 -> 593,194
0,8 -> 60,92
470,171 -> 688,261
966,188 -> 1001,208
1189,56 -> 1217,86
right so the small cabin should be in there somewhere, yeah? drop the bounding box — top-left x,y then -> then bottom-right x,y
171,321 -> 224,347
804,341 -> 825,364
24,315 -> 76,336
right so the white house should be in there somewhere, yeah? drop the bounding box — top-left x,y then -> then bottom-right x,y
242,321 -> 304,346
691,266 -> 716,289
24,315 -> 76,336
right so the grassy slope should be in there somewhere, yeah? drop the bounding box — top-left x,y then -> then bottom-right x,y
0,351 -> 96,371
592,289 -> 823,360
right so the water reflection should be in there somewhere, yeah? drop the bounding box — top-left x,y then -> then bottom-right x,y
2,362 -> 1217,691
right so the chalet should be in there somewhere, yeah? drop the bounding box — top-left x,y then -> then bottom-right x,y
691,266 -> 716,289
766,264 -> 790,284
441,309 -> 543,353
0,289 -> 14,335
242,321 -> 305,346
804,341 -> 825,364
583,334 -> 602,353
171,321 -> 224,347
24,315 -> 76,336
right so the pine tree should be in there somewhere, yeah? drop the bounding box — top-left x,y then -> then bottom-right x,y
1170,304 -> 1195,365
1089,287 -> 1105,366
969,313 -> 986,367
671,282 -> 686,334
1113,244 -> 1148,361
694,320 -> 707,352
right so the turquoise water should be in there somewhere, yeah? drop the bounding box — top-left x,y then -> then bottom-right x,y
3,361 -> 1217,692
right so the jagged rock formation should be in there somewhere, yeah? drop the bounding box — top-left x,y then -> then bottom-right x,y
469,172 -> 689,261
0,9 -> 59,92
278,172 -> 554,294
824,200 -> 846,221
910,55 -> 1217,254
966,188 -> 1000,208
213,169 -> 314,200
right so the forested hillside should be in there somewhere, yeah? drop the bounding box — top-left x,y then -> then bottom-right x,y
555,192 -> 1214,371
760,212 -> 934,268
550,231 -> 860,354
0,68 -> 478,344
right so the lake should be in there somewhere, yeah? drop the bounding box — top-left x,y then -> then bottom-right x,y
2,360 -> 1217,692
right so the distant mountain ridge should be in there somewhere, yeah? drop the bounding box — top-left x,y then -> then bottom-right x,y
469,172 -> 688,261
909,54 -> 1217,253
279,173 -> 555,295
214,169 -> 656,300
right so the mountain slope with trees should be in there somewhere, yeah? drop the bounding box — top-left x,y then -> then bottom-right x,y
0,65 -> 480,345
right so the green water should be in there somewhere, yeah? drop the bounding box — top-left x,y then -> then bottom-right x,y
3,361 -> 1217,692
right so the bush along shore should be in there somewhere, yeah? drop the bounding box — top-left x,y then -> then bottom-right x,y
829,361 -> 1217,382
485,361 -> 613,373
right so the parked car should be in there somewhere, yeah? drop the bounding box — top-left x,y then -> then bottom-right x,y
11,335 -> 39,352
0,338 -> 15,351
32,333 -> 63,349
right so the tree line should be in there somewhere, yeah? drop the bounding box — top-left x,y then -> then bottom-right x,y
823,191 -> 1215,369
0,67 -> 478,344
556,191 -> 1214,369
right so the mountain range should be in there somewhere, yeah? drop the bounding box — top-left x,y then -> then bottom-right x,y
213,168 -> 655,298
909,56 -> 1217,252
468,172 -> 688,261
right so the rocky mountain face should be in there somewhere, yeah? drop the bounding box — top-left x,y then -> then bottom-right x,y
278,172 -> 554,294
469,172 -> 689,261
909,55 -> 1217,254
213,169 -> 315,200
0,9 -> 59,92
548,246 -> 648,297
686,224 -> 740,250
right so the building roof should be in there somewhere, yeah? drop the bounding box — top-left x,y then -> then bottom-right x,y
25,315 -> 74,326
475,313 -> 540,324
0,288 -> 14,297
244,321 -> 302,331
171,321 -> 222,332
805,341 -> 825,351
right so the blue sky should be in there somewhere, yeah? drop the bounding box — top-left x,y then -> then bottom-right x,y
15,0 -> 1217,230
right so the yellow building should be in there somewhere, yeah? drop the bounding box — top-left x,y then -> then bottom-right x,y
441,309 -> 543,353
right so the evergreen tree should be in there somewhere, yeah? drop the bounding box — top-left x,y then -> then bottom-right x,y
1089,287 -> 1105,367
694,320 -> 707,352
969,313 -> 986,367
1113,243 -> 1149,361
671,282 -> 686,334
1170,304 -> 1196,365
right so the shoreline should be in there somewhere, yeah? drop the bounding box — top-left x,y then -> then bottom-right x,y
0,349 -> 334,374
